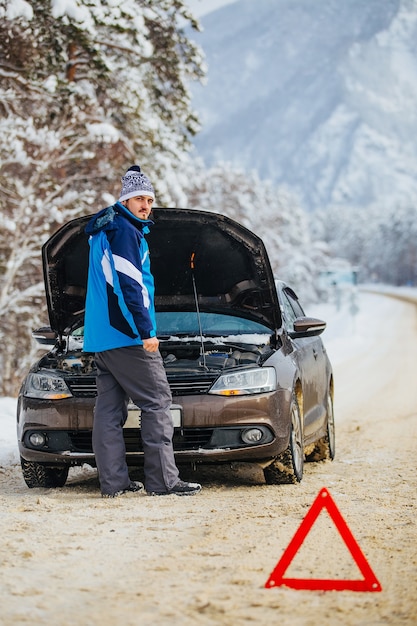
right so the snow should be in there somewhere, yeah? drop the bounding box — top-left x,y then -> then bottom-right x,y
3,0 -> 33,20
2,287 -> 415,469
51,0 -> 92,27
86,123 -> 120,143
0,397 -> 19,466
162,334 -> 271,345
43,75 -> 58,94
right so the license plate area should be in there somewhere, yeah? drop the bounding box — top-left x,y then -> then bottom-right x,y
124,403 -> 182,429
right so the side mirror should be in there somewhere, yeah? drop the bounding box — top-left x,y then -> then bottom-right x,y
289,317 -> 327,338
32,327 -> 58,347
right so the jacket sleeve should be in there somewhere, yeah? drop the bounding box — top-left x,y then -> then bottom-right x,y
107,226 -> 156,340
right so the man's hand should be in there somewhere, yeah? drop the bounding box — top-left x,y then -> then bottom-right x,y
142,337 -> 159,352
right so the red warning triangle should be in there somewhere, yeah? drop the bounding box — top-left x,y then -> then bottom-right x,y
265,487 -> 382,592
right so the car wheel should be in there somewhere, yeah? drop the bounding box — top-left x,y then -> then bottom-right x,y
20,458 -> 69,488
263,392 -> 304,484
306,390 -> 336,462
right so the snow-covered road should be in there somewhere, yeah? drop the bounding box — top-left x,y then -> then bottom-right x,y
0,291 -> 416,625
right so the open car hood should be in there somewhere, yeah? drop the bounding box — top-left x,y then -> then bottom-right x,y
42,208 -> 282,336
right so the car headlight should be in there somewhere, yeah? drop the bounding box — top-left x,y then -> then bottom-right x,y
208,367 -> 277,396
24,372 -> 73,399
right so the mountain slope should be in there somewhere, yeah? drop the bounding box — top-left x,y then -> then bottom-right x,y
190,0 -> 417,212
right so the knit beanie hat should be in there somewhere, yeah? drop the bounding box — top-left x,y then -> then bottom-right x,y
119,165 -> 155,202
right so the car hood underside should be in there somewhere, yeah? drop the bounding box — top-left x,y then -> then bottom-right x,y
42,208 -> 282,336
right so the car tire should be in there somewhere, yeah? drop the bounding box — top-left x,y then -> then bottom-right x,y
263,392 -> 304,484
306,390 -> 336,462
20,458 -> 69,488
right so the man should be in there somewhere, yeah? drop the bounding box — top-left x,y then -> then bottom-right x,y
83,165 -> 201,498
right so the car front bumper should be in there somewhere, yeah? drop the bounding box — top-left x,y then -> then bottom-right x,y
17,387 -> 293,466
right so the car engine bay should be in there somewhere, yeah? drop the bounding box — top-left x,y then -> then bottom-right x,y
37,338 -> 275,376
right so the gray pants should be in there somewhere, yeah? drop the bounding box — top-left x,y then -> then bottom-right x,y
93,346 -> 179,494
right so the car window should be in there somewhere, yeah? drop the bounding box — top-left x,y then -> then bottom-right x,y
71,313 -> 271,340
155,312 -> 271,336
281,289 -> 305,330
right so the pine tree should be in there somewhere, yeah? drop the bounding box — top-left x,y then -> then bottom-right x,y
0,0 -> 204,394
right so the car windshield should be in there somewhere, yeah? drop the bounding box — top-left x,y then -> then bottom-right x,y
155,312 -> 271,336
69,313 -> 271,344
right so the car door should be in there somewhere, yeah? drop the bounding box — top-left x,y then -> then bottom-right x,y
280,287 -> 328,437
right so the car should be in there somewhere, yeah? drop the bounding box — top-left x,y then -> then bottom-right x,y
17,207 -> 335,489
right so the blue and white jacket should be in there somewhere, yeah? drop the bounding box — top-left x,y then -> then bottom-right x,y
83,202 -> 156,353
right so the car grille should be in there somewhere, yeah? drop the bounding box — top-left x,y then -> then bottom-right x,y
68,428 -> 214,453
66,377 -> 97,397
66,374 -> 218,397
69,430 -> 93,451
169,374 -> 217,396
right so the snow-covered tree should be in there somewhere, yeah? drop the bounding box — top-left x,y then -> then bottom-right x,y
176,159 -> 328,302
364,205 -> 417,285
312,202 -> 417,286
0,0 -> 204,394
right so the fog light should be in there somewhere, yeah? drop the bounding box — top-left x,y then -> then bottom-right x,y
241,428 -> 263,444
29,432 -> 46,447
